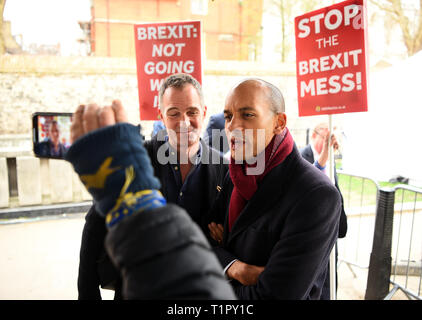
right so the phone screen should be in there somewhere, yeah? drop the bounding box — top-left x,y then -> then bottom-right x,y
33,112 -> 73,159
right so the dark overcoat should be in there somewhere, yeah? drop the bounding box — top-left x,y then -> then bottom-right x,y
209,145 -> 342,299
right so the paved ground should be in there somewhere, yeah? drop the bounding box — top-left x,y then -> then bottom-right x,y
0,213 -> 112,300
0,213 -> 388,300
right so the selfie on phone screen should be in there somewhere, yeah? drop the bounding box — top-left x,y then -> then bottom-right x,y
33,113 -> 72,159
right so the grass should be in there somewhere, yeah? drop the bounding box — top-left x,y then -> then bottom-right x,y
336,160 -> 421,207
337,173 -> 379,207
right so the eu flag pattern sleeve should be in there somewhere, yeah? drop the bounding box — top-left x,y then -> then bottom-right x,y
65,123 -> 165,228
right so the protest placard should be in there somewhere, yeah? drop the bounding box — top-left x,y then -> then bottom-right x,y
134,21 -> 202,120
294,0 -> 368,116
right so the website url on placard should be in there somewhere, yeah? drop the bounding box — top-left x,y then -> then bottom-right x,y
319,105 -> 346,111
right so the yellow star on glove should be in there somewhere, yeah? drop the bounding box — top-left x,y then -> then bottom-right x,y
80,157 -> 120,190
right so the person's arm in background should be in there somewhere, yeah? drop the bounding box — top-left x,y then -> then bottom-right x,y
314,130 -> 338,169
312,131 -> 347,238
66,101 -> 235,300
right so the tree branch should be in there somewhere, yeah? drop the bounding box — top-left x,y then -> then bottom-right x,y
413,0 -> 422,53
369,0 -> 397,15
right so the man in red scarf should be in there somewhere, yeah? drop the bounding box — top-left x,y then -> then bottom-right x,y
208,78 -> 342,299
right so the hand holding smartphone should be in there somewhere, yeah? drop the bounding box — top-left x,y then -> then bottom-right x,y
32,112 -> 73,159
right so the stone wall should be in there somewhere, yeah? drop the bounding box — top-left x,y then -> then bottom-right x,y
0,55 -> 343,145
0,55 -> 344,209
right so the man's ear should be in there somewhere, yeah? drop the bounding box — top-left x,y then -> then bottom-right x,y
273,113 -> 287,134
203,105 -> 207,118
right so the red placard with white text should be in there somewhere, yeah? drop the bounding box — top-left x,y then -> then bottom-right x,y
134,21 -> 202,120
294,0 -> 368,116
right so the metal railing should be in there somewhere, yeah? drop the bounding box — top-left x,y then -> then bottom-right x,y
336,171 -> 422,300
337,170 -> 380,274
384,185 -> 422,300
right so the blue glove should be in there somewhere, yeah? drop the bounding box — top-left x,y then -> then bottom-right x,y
65,123 -> 166,228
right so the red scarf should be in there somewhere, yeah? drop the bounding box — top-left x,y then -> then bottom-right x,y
228,128 -> 294,232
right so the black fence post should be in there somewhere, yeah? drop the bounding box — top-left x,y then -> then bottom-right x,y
365,187 -> 395,300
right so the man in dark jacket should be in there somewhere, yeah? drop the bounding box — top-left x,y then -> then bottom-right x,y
300,123 -> 347,238
66,99 -> 235,300
208,79 -> 342,299
300,122 -> 348,299
77,74 -> 228,299
203,112 -> 229,156
35,120 -> 68,158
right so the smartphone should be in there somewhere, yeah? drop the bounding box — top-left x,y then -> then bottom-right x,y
32,112 -> 73,159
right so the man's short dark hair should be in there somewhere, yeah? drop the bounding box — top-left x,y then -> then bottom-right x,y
158,73 -> 204,111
